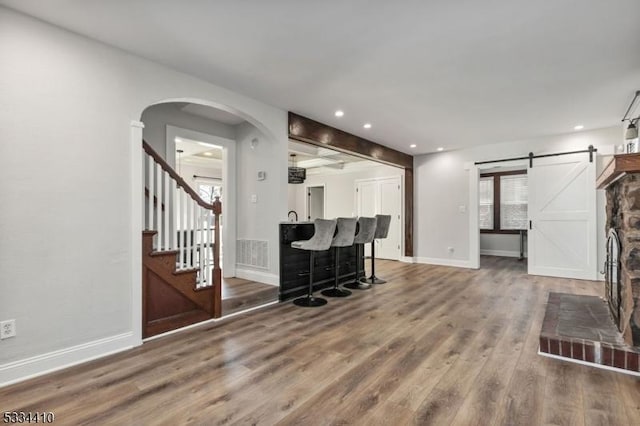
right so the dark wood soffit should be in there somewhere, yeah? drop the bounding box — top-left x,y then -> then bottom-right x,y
288,112 -> 413,170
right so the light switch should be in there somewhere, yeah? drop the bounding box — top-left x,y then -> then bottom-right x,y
251,194 -> 257,203
459,205 -> 466,213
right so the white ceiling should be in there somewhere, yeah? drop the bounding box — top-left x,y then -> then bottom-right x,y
3,0 -> 639,154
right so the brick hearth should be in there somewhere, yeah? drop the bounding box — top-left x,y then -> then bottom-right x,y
539,292 -> 640,373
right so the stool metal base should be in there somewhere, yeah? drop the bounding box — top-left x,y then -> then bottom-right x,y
344,280 -> 371,290
321,287 -> 352,298
361,276 -> 387,285
293,296 -> 328,307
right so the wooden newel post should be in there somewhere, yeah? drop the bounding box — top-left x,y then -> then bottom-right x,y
212,196 -> 222,318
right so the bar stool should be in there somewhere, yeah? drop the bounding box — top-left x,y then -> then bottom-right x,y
362,214 -> 392,285
344,216 -> 377,291
321,217 -> 357,298
291,218 -> 337,307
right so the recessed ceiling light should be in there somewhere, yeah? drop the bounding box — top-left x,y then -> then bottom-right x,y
203,152 -> 213,156
334,110 -> 344,117
410,144 -> 417,148
437,147 -> 444,151
363,123 -> 372,129
574,125 -> 584,131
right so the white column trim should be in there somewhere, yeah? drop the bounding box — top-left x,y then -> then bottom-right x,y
130,120 -> 144,346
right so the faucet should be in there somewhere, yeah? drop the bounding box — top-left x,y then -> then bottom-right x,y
288,210 -> 298,222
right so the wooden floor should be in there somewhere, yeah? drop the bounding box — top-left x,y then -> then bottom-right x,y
221,277 -> 279,316
2,257 -> 640,425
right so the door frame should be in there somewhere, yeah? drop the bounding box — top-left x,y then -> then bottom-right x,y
355,175 -> 404,260
165,125 -> 237,278
304,184 -> 326,221
468,159 -> 528,269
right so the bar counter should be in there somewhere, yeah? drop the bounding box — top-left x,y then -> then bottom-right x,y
279,222 -> 363,301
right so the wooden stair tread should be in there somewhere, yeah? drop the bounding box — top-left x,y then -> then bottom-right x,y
173,267 -> 200,276
149,249 -> 180,257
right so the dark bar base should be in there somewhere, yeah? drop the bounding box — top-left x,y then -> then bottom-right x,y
293,296 -> 327,307
321,288 -> 352,297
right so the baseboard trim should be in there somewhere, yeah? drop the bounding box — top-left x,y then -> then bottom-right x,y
399,256 -> 414,263
235,267 -> 279,286
0,332 -> 134,388
480,249 -> 525,258
413,257 -> 473,269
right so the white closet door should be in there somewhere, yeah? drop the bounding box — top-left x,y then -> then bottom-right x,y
527,153 -> 597,280
357,181 -> 378,217
377,177 -> 401,260
356,176 -> 402,261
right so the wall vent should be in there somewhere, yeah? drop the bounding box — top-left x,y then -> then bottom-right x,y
236,239 -> 269,269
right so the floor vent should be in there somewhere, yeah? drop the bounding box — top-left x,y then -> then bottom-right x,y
237,239 -> 269,269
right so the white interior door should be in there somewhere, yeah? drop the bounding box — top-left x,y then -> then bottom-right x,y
356,176 -> 402,260
377,177 -> 402,260
527,153 -> 597,280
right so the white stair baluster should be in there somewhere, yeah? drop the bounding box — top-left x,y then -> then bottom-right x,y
181,189 -> 187,270
155,163 -> 163,250
205,211 -> 211,286
186,197 -> 192,268
171,179 -> 177,252
163,171 -> 170,250
192,200 -> 198,278
147,155 -> 154,231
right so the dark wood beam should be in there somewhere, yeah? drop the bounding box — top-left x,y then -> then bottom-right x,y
288,112 -> 414,256
288,112 -> 413,169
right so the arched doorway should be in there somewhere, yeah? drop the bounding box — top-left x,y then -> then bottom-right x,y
133,99 -> 281,339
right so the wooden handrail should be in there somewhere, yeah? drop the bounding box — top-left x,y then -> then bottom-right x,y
143,140 -> 216,211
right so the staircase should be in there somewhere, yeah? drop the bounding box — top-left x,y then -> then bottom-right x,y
142,141 -> 222,338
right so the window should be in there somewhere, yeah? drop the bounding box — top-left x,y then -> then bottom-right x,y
479,177 -> 494,230
197,181 -> 222,203
479,171 -> 527,233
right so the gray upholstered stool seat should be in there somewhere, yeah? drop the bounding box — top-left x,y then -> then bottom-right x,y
363,214 -> 392,285
291,218 -> 337,307
344,216 -> 377,290
321,217 -> 357,298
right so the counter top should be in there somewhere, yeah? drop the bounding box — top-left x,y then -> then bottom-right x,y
279,221 -> 313,225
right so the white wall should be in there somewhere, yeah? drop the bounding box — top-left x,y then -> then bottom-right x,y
0,7 -> 287,385
235,122 -> 287,282
141,103 -> 235,162
414,126 -> 618,272
480,234 -> 526,258
289,163 -> 403,220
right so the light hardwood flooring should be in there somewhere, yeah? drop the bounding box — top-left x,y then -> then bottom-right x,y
2,257 -> 640,425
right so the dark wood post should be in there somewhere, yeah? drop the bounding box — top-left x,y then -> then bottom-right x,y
212,196 -> 222,318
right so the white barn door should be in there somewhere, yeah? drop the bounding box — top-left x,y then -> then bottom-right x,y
527,153 -> 597,280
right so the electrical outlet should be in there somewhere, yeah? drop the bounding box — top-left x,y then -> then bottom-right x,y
0,319 -> 16,339
447,247 -> 455,253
